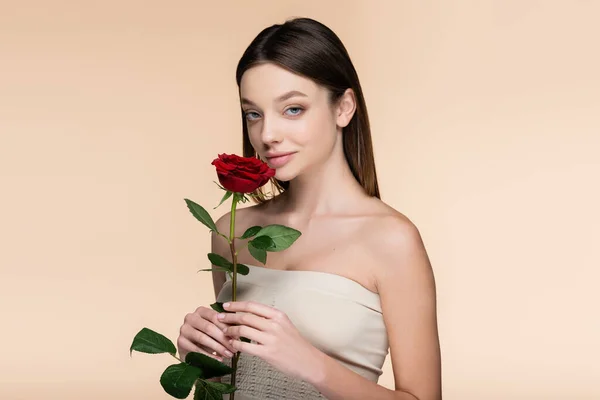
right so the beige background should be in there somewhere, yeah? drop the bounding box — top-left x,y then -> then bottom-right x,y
1,1 -> 599,399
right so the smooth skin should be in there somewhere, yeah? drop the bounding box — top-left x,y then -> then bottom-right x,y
178,63 -> 442,399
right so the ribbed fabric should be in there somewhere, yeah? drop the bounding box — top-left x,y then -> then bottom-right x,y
216,265 -> 389,400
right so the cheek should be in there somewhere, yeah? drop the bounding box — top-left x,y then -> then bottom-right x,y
291,112 -> 335,147
284,119 -> 311,146
304,113 -> 337,151
246,123 -> 262,148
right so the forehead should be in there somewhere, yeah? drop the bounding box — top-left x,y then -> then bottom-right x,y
239,63 -> 323,103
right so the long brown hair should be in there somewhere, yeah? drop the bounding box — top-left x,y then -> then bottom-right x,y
236,17 -> 380,203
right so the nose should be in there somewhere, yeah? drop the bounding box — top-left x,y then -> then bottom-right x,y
260,114 -> 283,145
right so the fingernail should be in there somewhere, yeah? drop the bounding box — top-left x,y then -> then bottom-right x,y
217,313 -> 225,320
224,350 -> 233,357
223,302 -> 230,308
222,327 -> 228,333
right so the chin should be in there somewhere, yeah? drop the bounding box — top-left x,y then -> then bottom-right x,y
273,166 -> 298,183
274,171 -> 294,183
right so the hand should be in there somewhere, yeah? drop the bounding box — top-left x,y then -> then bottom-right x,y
217,301 -> 324,383
177,305 -> 237,362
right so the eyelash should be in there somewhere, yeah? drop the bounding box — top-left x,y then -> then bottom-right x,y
244,107 -> 304,121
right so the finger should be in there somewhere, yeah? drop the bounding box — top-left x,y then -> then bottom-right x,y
197,307 -> 230,331
223,325 -> 268,345
223,301 -> 282,320
210,314 -> 231,331
178,337 -> 223,362
186,313 -> 236,353
230,337 -> 261,357
217,311 -> 271,331
181,324 -> 235,358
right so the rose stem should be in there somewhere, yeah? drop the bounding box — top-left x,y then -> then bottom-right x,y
229,192 -> 240,399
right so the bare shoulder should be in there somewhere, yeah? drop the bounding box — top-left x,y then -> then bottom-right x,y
361,199 -> 434,289
362,199 -> 424,249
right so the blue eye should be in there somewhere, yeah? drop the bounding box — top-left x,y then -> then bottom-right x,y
285,107 -> 303,116
244,111 -> 260,121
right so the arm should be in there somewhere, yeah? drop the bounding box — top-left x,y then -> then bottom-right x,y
308,218 -> 442,400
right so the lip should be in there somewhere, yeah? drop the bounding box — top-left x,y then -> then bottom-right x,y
265,151 -> 296,167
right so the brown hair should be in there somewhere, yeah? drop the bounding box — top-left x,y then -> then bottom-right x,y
236,17 -> 380,203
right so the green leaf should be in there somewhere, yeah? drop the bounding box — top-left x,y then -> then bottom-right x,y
185,199 -> 218,232
206,254 -> 249,275
249,235 -> 275,250
255,224 -> 301,251
240,225 -> 262,239
207,253 -> 233,269
248,242 -> 267,264
130,328 -> 176,356
240,337 -> 251,343
210,302 -> 224,313
210,302 -> 228,313
213,180 -> 225,190
213,190 -> 233,209
194,380 -> 236,400
234,263 -> 250,276
160,363 -> 202,399
185,352 -> 234,379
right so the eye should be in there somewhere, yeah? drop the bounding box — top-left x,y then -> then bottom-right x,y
244,111 -> 261,121
285,107 -> 304,116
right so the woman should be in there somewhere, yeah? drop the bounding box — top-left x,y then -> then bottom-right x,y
178,17 -> 441,400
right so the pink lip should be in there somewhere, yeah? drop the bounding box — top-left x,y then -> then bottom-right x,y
266,152 -> 295,167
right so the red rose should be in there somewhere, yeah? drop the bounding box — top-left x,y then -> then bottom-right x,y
211,153 -> 276,193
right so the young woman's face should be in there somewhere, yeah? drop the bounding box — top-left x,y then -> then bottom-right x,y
239,63 -> 339,182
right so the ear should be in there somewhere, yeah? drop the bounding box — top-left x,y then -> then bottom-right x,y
335,88 -> 357,128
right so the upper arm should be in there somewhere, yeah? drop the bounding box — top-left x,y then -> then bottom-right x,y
375,218 -> 441,400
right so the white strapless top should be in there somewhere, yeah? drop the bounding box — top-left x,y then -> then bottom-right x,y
216,264 -> 389,400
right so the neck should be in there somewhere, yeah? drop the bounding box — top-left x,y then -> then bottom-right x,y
276,139 -> 368,219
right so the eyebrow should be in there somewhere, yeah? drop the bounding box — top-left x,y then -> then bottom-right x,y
241,90 -> 308,107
